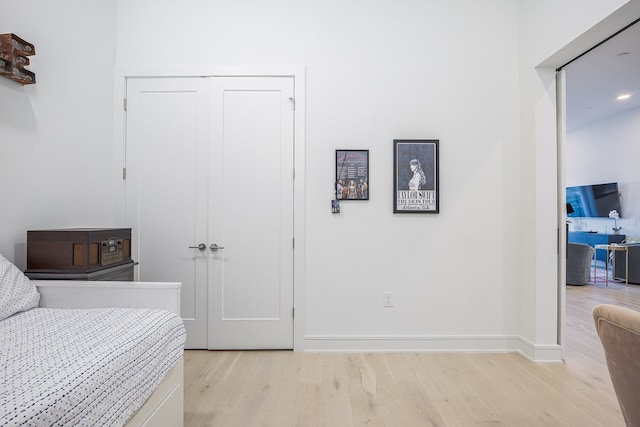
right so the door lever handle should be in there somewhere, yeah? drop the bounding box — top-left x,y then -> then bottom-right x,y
210,243 -> 225,251
189,243 -> 206,250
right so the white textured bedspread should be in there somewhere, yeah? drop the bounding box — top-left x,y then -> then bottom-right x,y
0,307 -> 185,426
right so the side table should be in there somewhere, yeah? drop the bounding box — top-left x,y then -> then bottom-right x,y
594,244 -> 628,286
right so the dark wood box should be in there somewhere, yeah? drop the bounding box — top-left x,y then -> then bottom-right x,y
26,228 -> 133,275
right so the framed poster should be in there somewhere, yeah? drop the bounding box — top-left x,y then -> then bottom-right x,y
336,149 -> 369,200
393,139 -> 439,213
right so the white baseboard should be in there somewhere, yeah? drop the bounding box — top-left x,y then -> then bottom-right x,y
516,336 -> 563,362
302,334 -> 563,362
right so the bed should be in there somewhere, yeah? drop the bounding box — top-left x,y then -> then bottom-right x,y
0,254 -> 186,427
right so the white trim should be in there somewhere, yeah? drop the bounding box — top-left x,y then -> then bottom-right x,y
115,64 -> 306,78
302,334 -> 563,361
516,336 -> 563,363
556,68 -> 568,362
292,69 -> 306,353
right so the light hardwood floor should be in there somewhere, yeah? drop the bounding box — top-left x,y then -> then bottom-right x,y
184,277 -> 640,426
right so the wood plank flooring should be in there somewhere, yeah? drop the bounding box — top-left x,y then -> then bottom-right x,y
184,276 -> 640,426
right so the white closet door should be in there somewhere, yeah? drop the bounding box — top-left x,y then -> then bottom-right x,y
208,77 -> 294,349
125,76 -> 295,350
125,77 -> 209,348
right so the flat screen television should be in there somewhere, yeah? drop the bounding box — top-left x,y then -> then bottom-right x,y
566,182 -> 622,218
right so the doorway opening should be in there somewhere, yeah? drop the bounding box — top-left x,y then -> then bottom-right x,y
556,19 -> 640,360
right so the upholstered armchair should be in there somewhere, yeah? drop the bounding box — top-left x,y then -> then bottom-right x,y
593,304 -> 640,426
567,242 -> 594,285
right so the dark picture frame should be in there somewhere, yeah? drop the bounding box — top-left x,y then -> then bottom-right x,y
393,139 -> 439,213
335,149 -> 369,200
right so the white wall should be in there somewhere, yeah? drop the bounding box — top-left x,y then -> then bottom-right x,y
1,0 -> 637,358
116,0 -> 524,350
0,0 -> 117,268
566,106 -> 640,237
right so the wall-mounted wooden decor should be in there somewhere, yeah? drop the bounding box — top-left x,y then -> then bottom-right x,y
0,33 -> 35,85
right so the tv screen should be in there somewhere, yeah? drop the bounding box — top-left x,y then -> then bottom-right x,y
566,182 -> 622,218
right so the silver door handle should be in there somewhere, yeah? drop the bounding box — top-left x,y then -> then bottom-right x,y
189,243 -> 206,250
210,243 -> 225,251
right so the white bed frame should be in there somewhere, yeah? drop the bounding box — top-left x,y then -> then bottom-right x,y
35,280 -> 184,427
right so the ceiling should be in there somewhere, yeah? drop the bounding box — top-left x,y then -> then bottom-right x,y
564,21 -> 640,131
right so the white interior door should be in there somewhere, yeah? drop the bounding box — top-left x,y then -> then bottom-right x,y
208,77 -> 294,349
125,77 -> 209,348
125,75 -> 295,350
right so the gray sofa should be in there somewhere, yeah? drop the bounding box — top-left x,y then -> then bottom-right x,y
614,243 -> 640,284
567,242 -> 595,285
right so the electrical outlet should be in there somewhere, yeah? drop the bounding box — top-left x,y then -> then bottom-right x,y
383,291 -> 394,307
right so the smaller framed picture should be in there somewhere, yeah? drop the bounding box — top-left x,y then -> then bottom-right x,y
393,139 -> 439,213
336,149 -> 369,200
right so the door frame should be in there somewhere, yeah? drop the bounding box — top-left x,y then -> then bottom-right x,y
113,65 -> 306,351
556,68 -> 567,361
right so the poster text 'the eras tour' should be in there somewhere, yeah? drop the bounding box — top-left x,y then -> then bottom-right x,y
396,190 -> 436,211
